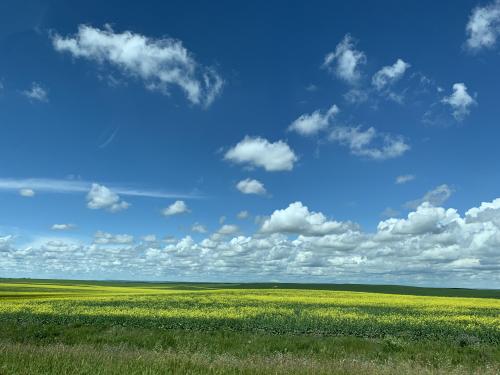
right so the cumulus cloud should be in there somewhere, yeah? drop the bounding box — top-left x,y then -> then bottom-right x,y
86,183 -> 130,212
162,200 -> 190,216
323,34 -> 366,84
0,235 -> 13,245
329,126 -> 409,160
441,83 -> 476,120
217,224 -> 239,235
52,24 -> 223,107
379,202 -> 459,235
236,178 -> 266,195
465,197 -> 500,227
22,82 -> 48,102
237,210 -> 249,220
142,234 -> 157,242
395,174 -> 415,184
381,207 -> 400,218
51,224 -> 76,231
465,0 -> 500,51
3,197 -> 500,287
343,88 -> 369,104
404,184 -> 453,209
224,136 -> 298,172
209,224 -> 240,242
372,59 -> 410,90
305,84 -> 318,92
19,189 -> 35,197
94,230 -> 134,244
260,201 -> 357,236
288,104 -> 339,136
191,223 -> 207,233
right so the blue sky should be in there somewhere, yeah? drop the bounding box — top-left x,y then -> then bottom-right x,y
1,0 -> 500,287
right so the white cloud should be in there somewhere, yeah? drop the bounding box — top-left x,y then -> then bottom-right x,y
329,126 -> 409,160
379,202 -> 460,235
465,0 -> 500,51
22,82 -> 48,102
465,197 -> 500,228
236,178 -> 266,195
343,88 -> 369,104
191,223 -> 207,233
142,234 -> 157,242
260,201 -> 357,236
288,104 -> 339,136
372,59 -> 410,90
441,83 -> 476,120
19,189 -> 35,197
93,230 -> 134,244
0,178 -> 197,199
343,60 -> 418,105
217,224 -> 239,235
52,24 -> 223,107
305,84 -> 318,92
224,136 -> 298,172
395,174 -> 415,184
209,224 -> 240,242
3,197 -> 500,287
162,200 -> 190,216
237,210 -> 249,220
86,183 -> 130,212
404,184 -> 453,209
286,104 -> 407,163
381,207 -> 400,218
51,224 -> 76,231
323,34 -> 366,84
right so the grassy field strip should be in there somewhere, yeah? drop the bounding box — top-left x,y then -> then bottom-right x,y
0,279 -> 498,374
1,341 -> 498,375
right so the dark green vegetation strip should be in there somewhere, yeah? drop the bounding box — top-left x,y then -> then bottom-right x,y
3,278 -> 500,298
0,324 -> 499,374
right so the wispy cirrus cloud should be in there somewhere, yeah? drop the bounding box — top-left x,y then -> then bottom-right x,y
0,178 -> 200,199
97,127 -> 120,148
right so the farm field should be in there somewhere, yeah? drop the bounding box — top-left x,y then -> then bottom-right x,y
0,279 -> 499,374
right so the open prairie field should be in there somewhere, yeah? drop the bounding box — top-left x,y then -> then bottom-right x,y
0,279 -> 499,374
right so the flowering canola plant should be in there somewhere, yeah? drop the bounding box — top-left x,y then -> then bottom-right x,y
0,281 -> 498,343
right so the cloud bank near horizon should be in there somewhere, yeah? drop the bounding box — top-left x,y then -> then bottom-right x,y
2,198 -> 499,288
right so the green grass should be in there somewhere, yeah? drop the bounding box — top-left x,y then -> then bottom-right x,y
0,279 -> 498,374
